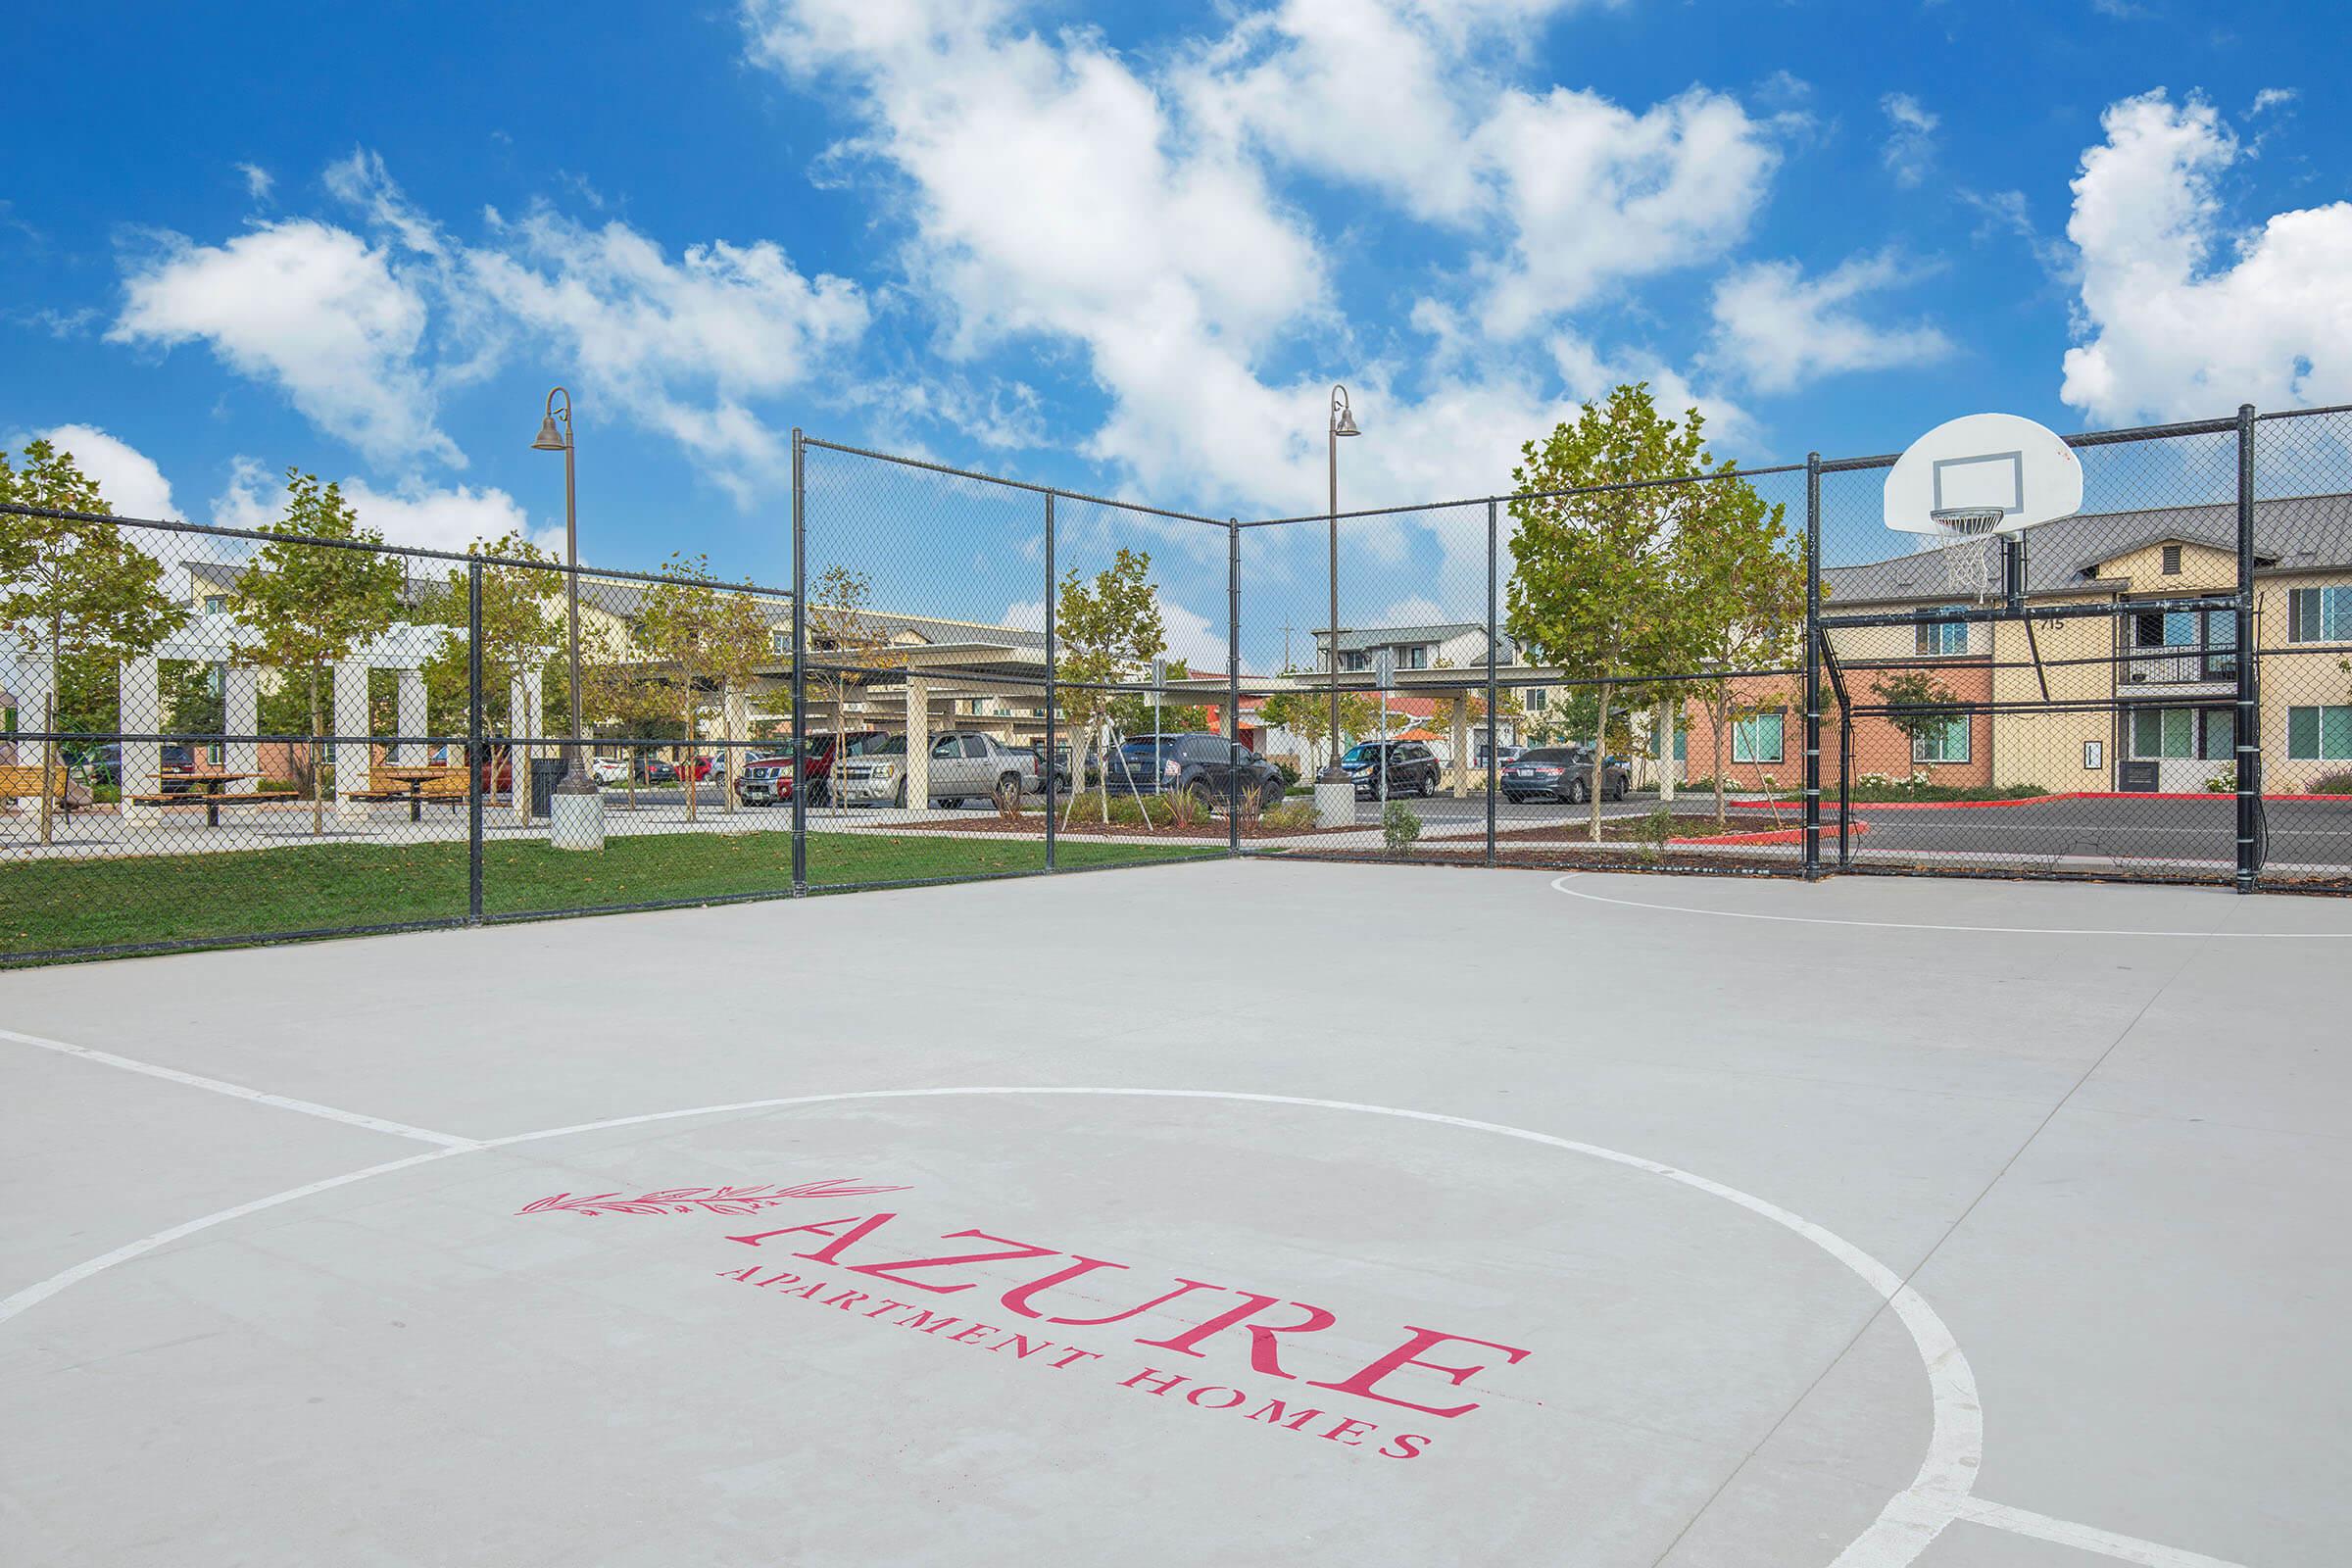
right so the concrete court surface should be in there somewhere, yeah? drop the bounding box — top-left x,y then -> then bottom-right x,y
2,861 -> 2347,1568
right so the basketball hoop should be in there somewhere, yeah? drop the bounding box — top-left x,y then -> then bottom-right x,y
1929,507 -> 2008,536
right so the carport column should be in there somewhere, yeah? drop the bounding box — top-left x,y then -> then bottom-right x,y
1450,695 -> 1469,799
395,667 -> 426,765
332,660 -> 369,823
223,666 -> 259,791
511,670 -> 543,823
723,684 -> 750,813
905,674 -> 930,808
120,655 -> 162,825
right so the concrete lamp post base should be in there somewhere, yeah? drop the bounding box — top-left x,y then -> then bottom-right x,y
549,785 -> 606,852
1313,777 -> 1355,829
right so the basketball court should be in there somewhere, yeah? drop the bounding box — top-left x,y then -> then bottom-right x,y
5,858 -> 2346,1567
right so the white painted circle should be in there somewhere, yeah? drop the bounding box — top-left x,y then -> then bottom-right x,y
0,1088 -> 1983,1566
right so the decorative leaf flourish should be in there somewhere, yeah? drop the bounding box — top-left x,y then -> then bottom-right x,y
517,1178 -> 907,1218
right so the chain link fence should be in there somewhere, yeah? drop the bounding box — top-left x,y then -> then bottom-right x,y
7,403 -> 2346,962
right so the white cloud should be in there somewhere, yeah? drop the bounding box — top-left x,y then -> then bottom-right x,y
1154,591 -> 1231,669
2248,87 -> 2296,117
31,424 -> 178,519
235,163 -> 274,202
1472,85 -> 1777,338
1708,252 -> 1952,393
207,455 -> 555,557
2060,90 -> 2352,423
470,205 -> 867,497
741,0 -> 1760,520
112,219 -> 462,468
1880,92 -> 1938,188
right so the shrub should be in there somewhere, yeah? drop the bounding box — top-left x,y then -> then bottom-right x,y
2312,770 -> 2352,796
1261,800 -> 1316,832
1274,760 -> 1300,789
2204,766 -> 2236,794
1381,799 -> 1422,857
1632,806 -> 1677,861
1168,782 -> 1203,829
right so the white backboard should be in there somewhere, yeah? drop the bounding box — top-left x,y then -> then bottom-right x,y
1884,413 -> 2082,536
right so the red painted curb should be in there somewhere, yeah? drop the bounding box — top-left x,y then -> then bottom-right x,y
1724,791 -> 2348,811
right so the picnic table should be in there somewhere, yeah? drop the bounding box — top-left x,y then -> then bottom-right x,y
145,771 -> 260,827
368,764 -> 468,821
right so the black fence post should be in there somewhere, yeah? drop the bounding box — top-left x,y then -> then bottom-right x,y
2235,403 -> 2260,894
466,559 -> 484,924
1802,452 -> 1824,879
1486,498 -> 1499,867
1228,518 -> 1242,858
791,428 -> 808,896
1044,492 -> 1057,873
1838,707 -> 1854,870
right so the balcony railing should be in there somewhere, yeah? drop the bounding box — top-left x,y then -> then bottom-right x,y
2120,648 -> 2234,686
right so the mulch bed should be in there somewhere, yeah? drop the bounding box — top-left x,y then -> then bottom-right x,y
1489,812 -> 1798,844
864,812 -> 1369,841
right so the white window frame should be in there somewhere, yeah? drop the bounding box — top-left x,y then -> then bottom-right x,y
1914,607 -> 1969,657
1731,710 -> 1785,764
2288,586 -> 2352,643
1911,715 -> 1971,765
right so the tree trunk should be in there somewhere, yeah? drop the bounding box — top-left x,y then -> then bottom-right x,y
1712,689 -> 1731,832
38,689 -> 56,847
682,682 -> 698,825
1588,681 -> 1612,842
308,667 -> 324,836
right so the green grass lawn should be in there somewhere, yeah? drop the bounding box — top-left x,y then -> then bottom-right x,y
0,831 -> 1213,959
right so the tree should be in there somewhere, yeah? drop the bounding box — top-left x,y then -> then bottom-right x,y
1672,466 -> 1804,830
634,554 -> 772,822
0,439 -> 190,841
417,532 -> 564,808
1872,670 -> 1961,775
230,471 -> 406,834
1424,657 -> 1527,793
803,564 -> 896,815
578,616 -> 678,812
1053,547 -> 1165,825
1108,659 -> 1207,739
1259,684 -> 1372,775
1506,384 -> 1727,840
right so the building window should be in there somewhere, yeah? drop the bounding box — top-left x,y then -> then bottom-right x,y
1912,716 -> 1971,764
2287,706 -> 2352,760
1523,687 -> 1546,710
2131,707 -> 2234,760
1732,711 -> 1785,764
202,594 -> 227,614
1914,607 -> 1969,656
1341,651 -> 1370,672
2161,544 -> 2182,574
1403,645 -> 1428,669
2288,586 -> 2352,643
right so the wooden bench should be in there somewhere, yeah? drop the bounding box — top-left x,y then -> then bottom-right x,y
348,767 -> 470,820
0,762 -> 90,816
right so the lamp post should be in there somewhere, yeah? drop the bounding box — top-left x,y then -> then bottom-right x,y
1314,384 -> 1360,827
533,387 -> 604,850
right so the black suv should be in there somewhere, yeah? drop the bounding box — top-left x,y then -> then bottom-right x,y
1105,733 -> 1286,812
1340,740 -> 1443,799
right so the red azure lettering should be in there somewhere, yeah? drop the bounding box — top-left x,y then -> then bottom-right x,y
1307,1325 -> 1534,1419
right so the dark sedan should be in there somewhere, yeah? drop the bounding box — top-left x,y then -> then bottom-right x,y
1104,732 -> 1286,813
1500,746 -> 1630,805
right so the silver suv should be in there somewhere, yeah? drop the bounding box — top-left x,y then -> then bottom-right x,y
837,731 -> 1043,808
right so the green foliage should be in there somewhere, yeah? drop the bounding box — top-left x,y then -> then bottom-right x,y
1632,806 -> 1678,862
1260,685 -> 1374,770
1053,546 -> 1166,821
1108,659 -> 1207,737
1380,798 -> 1422,856
634,553 -> 773,822
1507,384 -> 1774,839
2309,769 -> 2352,795
1869,670 -> 1962,749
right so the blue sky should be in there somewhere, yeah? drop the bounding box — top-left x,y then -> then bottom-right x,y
4,1 -> 2347,666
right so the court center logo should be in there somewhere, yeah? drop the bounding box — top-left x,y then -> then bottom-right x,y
518,1178 -> 1533,1462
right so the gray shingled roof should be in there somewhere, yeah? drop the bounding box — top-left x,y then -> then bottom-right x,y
1823,491 -> 2352,607
1316,620 -> 1522,660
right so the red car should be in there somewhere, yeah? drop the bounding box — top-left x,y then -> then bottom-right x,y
735,732 -> 883,807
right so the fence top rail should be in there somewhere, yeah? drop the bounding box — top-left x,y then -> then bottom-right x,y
800,434 -> 1232,528
0,502 -> 796,599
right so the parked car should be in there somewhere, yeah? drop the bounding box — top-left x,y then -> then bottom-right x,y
736,731 -> 885,807
640,758 -> 676,786
588,756 -> 632,785
71,741 -> 195,790
1477,743 -> 1526,770
837,731 -> 1042,808
1339,739 -> 1443,800
1500,745 -> 1629,804
1103,732 -> 1286,813
1030,740 -> 1093,794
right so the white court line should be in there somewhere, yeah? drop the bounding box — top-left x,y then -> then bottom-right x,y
0,1027 -> 481,1149
1954,1498 -> 2249,1568
0,1083 -> 2245,1568
1548,875 -> 2350,938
